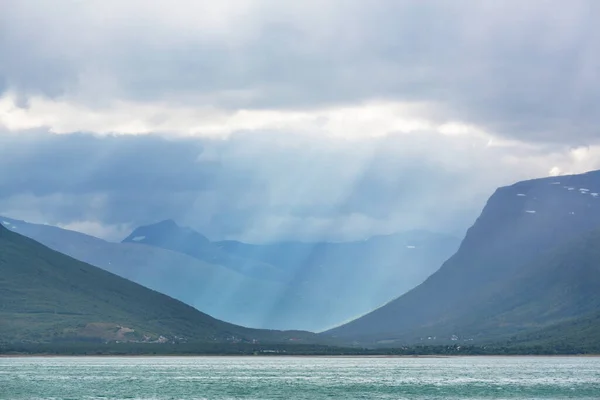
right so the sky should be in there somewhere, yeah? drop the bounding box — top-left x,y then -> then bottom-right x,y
1,0 -> 599,242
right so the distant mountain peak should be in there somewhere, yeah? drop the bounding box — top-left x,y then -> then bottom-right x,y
123,219 -> 209,244
153,219 -> 180,229
133,219 -> 182,233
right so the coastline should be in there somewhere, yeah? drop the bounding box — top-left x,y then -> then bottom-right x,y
2,354 -> 599,358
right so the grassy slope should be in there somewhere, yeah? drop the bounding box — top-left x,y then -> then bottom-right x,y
327,227 -> 600,346
0,225 -> 314,343
3,217 -> 459,332
1,217 -> 299,330
508,311 -> 600,352
441,228 -> 600,340
328,172 -> 600,343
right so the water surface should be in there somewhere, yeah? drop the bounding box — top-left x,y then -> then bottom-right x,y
1,356 -> 599,399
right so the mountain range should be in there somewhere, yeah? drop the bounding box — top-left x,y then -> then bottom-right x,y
1,217 -> 458,331
328,171 -> 600,345
3,169 -> 600,351
0,223 -> 313,344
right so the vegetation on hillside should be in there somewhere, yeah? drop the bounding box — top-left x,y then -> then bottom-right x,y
0,225 -> 315,344
328,174 -> 600,344
2,341 -> 597,356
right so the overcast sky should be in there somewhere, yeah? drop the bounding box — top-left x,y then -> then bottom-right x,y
1,0 -> 599,242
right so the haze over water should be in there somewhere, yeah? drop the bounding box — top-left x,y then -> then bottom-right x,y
1,356 -> 599,399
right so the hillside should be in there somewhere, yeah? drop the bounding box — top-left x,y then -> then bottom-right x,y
509,311 -> 600,352
0,217 -> 289,330
1,217 -> 458,331
4,218 -> 459,331
0,224 -> 313,344
327,170 -> 600,343
450,229 -> 600,337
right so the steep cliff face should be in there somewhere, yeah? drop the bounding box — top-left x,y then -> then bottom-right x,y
327,170 -> 600,342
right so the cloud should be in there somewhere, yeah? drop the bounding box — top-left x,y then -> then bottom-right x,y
0,94 -> 437,137
1,131 -> 599,242
0,1 -> 599,241
1,1 -> 599,143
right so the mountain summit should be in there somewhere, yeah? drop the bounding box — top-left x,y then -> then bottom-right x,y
123,220 -> 283,281
123,219 -> 211,249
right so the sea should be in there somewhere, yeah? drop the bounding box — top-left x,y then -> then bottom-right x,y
1,356 -> 599,399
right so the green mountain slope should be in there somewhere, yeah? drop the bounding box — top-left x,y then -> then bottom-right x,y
507,311 -> 600,352
430,228 -> 600,341
0,225 -> 313,344
2,217 -> 458,331
327,170 -> 600,344
0,217 -> 297,330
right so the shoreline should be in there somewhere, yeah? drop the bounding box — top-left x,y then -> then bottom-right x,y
2,354 -> 599,358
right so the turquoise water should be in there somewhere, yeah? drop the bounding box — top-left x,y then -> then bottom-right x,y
1,356 -> 599,399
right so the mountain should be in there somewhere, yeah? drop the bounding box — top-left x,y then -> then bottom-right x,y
0,224 -> 312,344
122,220 -> 285,281
1,217 -> 458,331
124,220 -> 459,330
327,170 -> 600,343
0,217 -> 291,330
216,231 -> 459,330
509,310 -> 600,352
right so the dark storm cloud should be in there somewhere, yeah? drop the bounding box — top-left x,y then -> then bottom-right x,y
0,133 -> 223,196
0,132 -> 250,235
2,1 -> 600,241
0,132 -> 475,240
0,131 -> 578,241
1,1 -> 599,143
